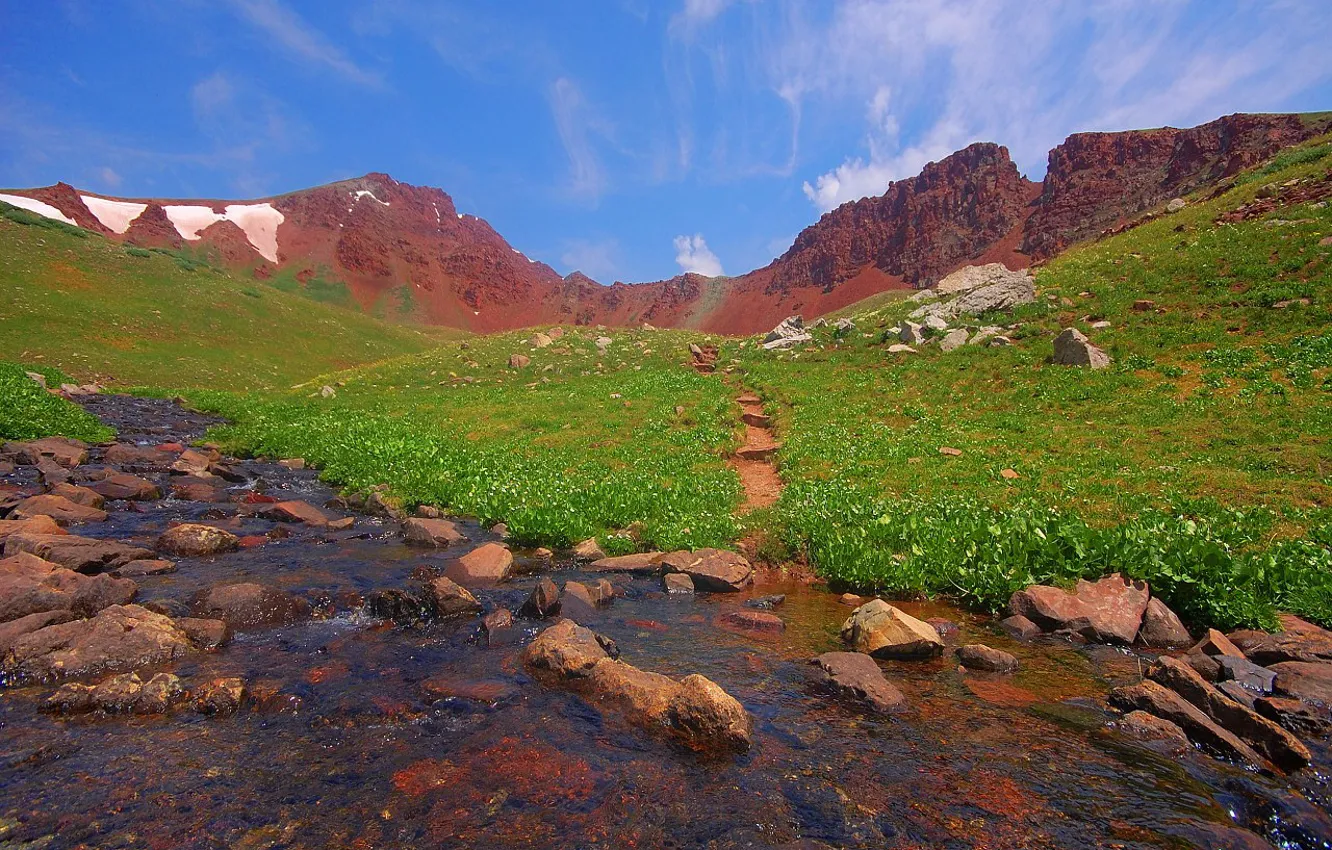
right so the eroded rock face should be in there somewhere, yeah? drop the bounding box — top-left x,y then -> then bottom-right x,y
840,600 -> 944,659
3,604 -> 200,683
810,651 -> 905,714
658,549 -> 753,592
157,524 -> 240,557
910,272 -> 1036,322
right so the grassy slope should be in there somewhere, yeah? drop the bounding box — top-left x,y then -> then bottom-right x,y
738,137 -> 1332,628
0,207 -> 457,390
187,327 -> 742,552
0,362 -> 114,443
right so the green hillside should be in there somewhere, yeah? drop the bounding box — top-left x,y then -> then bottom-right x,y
0,205 -> 457,390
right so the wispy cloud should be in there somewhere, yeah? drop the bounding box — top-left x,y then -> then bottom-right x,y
550,77 -> 609,201
228,0 -> 380,87
673,233 -> 724,276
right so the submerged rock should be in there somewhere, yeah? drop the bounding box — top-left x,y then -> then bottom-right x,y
192,583 -> 311,629
810,651 -> 905,714
956,644 -> 1019,673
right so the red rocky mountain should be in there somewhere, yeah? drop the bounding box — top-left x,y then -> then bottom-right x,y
4,112 -> 1328,334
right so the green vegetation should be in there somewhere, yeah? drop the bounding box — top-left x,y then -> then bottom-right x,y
0,207 -> 457,390
0,362 -> 113,442
186,327 -> 741,551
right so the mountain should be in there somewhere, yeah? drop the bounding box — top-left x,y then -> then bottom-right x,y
3,112 -> 1328,335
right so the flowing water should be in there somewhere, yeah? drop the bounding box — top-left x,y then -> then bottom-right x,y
1,395 -> 1329,849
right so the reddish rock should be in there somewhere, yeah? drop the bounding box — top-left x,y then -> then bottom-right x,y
522,619 -> 609,678
810,651 -> 906,713
720,610 -> 785,633
1255,696 -> 1330,737
156,523 -> 239,557
2,604 -> 199,682
12,494 -> 107,525
104,443 -> 174,469
1191,628 -> 1247,659
668,674 -> 753,752
957,644 -> 1020,673
1269,661 -> 1332,705
49,483 -> 106,509
1117,710 -> 1190,748
0,515 -> 67,542
1137,598 -> 1192,647
4,532 -> 155,573
87,472 -> 162,501
194,677 -> 246,715
191,582 -> 311,629
520,577 -> 561,618
4,437 -> 88,468
424,576 -> 482,617
402,517 -> 466,547
663,573 -> 694,594
1238,632 -> 1332,666
1108,680 -> 1268,769
445,542 -> 513,585
258,500 -> 330,527
1000,614 -> 1041,640
171,479 -> 228,502
571,538 -> 605,561
588,552 -> 665,574
0,609 -> 78,655
658,548 -> 753,592
1008,574 -> 1149,644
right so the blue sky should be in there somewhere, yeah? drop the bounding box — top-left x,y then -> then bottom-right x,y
2,1 -> 1331,284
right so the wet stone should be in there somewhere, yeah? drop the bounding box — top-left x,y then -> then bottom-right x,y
1215,656 -> 1276,693
721,610 -> 785,633
746,594 -> 786,610
195,677 -> 246,715
192,583 -> 311,629
157,524 -> 240,557
956,644 -> 1020,673
663,573 -> 695,595
841,600 -> 944,659
521,577 -> 561,619
810,651 -> 905,714
1000,614 -> 1041,640
402,517 -> 466,548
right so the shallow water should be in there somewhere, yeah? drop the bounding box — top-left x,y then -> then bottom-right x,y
1,395 -> 1329,849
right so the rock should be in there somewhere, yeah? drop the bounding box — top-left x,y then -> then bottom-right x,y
833,317 -> 855,333
1269,661 -> 1332,705
956,644 -> 1019,673
1118,709 -> 1190,747
1191,628 -> 1246,659
508,354 -> 531,369
840,599 -> 944,659
1051,328 -> 1111,369
420,576 -> 481,617
402,517 -> 466,547
1137,598 -> 1191,647
195,677 -> 246,715
898,322 -> 925,345
320,385 -> 336,398
0,515 -> 67,543
721,610 -> 785,633
934,263 -> 1027,296
11,494 -> 107,525
136,672 -> 185,713
90,672 -> 145,712
595,336 -> 613,350
669,674 -> 753,751
521,577 -> 561,619
176,617 -> 228,649
1216,656 -> 1277,693
1185,652 -> 1223,681
571,538 -> 606,561
922,315 -> 949,332
445,542 -> 513,585
112,559 -> 176,577
155,523 -> 240,558
367,588 -> 431,623
1090,320 -> 1112,329
1000,614 -> 1041,639
1277,614 -> 1332,638
999,468 -> 1020,480
1132,299 -> 1156,312
522,619 -> 609,678
762,316 -> 812,350
561,581 -> 601,617
43,682 -> 95,713
87,472 -> 161,501
258,500 -> 330,526
838,593 -> 862,606
277,457 -> 306,470
926,617 -> 959,639
1255,696 -> 1330,737
810,651 -> 905,713
1108,680 -> 1268,768
587,658 -> 681,726
910,271 -> 1036,321
4,437 -> 88,469
1239,632 -> 1332,666
481,608 -> 517,645
1149,655 -> 1309,771
2,604 -> 199,683
886,344 -> 917,354
5,533 -> 156,573
192,583 -> 311,629
938,328 -> 970,352
35,458 -> 70,485
664,573 -> 694,594
0,609 -> 78,656
170,479 -> 228,502
1165,197 -> 1186,213
589,552 -> 665,575
747,594 -> 786,610
938,446 -> 963,456
1217,680 -> 1258,708
658,548 -> 753,592
49,483 -> 105,509
1007,574 -> 1148,644
530,332 -> 553,348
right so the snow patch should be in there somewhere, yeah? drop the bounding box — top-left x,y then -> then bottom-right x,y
353,189 -> 389,206
81,195 -> 147,234
163,202 -> 285,262
0,193 -> 77,226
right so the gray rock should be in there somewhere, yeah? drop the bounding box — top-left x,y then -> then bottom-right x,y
938,328 -> 970,352
1216,656 -> 1276,694
811,651 -> 905,713
934,263 -> 1027,297
898,322 -> 925,345
1166,198 -> 1186,213
1052,328 -> 1111,369
923,315 -> 949,331
910,269 -> 1036,321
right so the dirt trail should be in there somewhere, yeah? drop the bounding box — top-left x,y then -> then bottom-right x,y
731,393 -> 783,512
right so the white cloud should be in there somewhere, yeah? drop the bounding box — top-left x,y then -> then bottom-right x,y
97,167 -> 122,189
228,0 -> 380,86
550,77 -> 616,202
673,233 -> 724,276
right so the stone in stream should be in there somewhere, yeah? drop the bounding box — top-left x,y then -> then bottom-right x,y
136,672 -> 186,714
156,524 -> 240,557
195,678 -> 247,715
1215,656 -> 1277,694
481,608 -> 518,646
424,576 -> 482,617
746,594 -> 786,610
588,552 -> 665,574
1148,655 -> 1309,771
1237,632 -> 1332,666
1183,652 -> 1223,681
0,515 -> 66,543
192,583 -> 312,629
1108,680 -> 1269,769
0,610 -> 78,656
11,494 -> 107,525
1190,628 -> 1246,659
1269,661 -> 1332,705
1255,696 -> 1330,738
367,589 -> 431,624
721,610 -> 785,633
2,604 -> 203,683
520,577 -> 561,619
257,500 -> 332,527
1117,710 -> 1190,749
561,581 -> 604,619
522,619 -> 608,678
658,548 -> 753,592
1051,328 -> 1111,369
36,458 -> 71,485
86,472 -> 161,501
664,573 -> 694,594
49,483 -> 105,509
669,674 -> 753,752
1007,574 -> 1149,644
445,543 -> 514,586
104,443 -> 174,469
956,644 -> 1020,673
1136,598 -> 1192,647
170,479 -> 229,502
840,599 -> 944,659
4,436 -> 88,469
5,532 -> 157,573
810,651 -> 906,714
89,672 -> 147,713
571,538 -> 606,561
927,618 -> 959,640
402,517 -> 467,548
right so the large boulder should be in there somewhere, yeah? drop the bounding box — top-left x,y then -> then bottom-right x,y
521,619 -> 609,678
762,315 -> 813,351
1149,655 -> 1309,771
2,604 -> 199,683
157,524 -> 240,557
1007,574 -> 1148,644
668,673 -> 753,752
444,542 -> 513,585
933,263 -> 1029,297
1051,328 -> 1111,369
810,651 -> 906,713
658,548 -> 753,592
402,517 -> 466,548
1137,598 -> 1192,647
840,599 -> 944,659
4,533 -> 156,573
910,271 -> 1035,321
11,495 -> 107,525
191,583 -> 311,629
